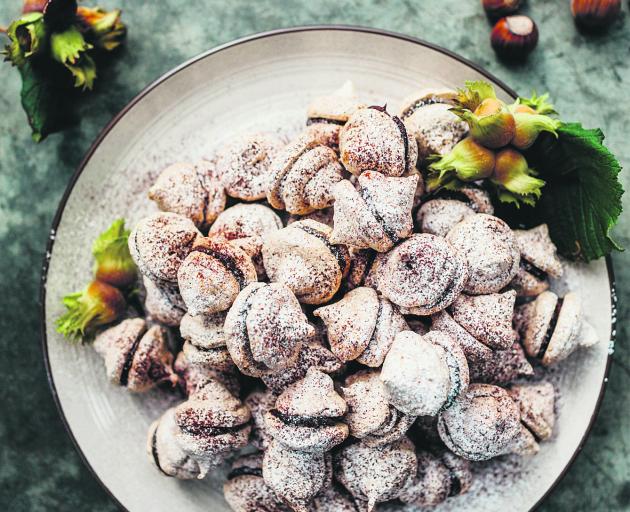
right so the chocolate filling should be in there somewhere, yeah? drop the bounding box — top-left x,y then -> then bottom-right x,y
434,189 -> 477,209
306,117 -> 345,126
180,421 -> 248,437
392,115 -> 410,170
358,185 -> 400,245
367,299 -> 384,347
294,224 -> 348,273
269,408 -> 340,428
400,96 -> 448,120
440,344 -> 463,412
119,330 -> 145,387
368,104 -> 388,112
521,420 -> 543,443
447,467 -> 462,497
150,427 -> 171,477
192,245 -> 248,289
537,299 -> 564,358
520,259 -> 548,282
227,466 -> 263,480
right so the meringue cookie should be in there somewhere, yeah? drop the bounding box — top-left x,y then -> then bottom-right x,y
306,81 -> 365,127
334,437 -> 417,512
399,89 -> 468,161
174,380 -> 251,478
262,340 -> 343,394
224,282 -> 314,377
264,368 -> 348,453
468,341 -> 534,385
374,234 -> 469,315
511,224 -> 564,297
215,132 -> 284,201
148,161 -> 226,227
437,383 -> 521,461
341,370 -> 415,447
509,381 -> 556,442
143,276 -> 186,327
177,236 -> 257,316
268,128 -> 345,214
343,248 -> 375,292
209,203 -> 283,279
147,407 -> 203,479
514,291 -> 598,366
399,450 -> 472,507
314,287 -> 408,367
263,439 -> 332,512
330,171 -> 418,252
310,484 -> 359,512
224,453 -> 291,512
262,219 -> 350,304
129,212 -> 200,283
179,311 -> 227,349
267,137 -> 344,215
339,106 -> 418,177
446,214 -> 520,295
94,318 -> 178,392
447,290 -> 518,351
174,350 -> 240,398
381,330 -> 469,416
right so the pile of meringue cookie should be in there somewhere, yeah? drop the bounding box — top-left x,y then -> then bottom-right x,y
93,82 -> 600,512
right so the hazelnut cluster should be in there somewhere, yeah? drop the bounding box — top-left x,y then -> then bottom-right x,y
91,83 -> 600,511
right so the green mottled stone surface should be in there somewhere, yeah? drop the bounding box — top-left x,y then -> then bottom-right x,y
0,1 -> 628,510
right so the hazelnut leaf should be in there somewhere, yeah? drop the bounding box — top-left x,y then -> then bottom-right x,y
524,123 -> 624,261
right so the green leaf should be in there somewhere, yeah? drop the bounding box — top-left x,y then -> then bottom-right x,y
18,60 -> 65,141
524,123 -> 624,261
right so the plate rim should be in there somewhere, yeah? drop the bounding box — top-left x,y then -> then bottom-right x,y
39,24 -> 616,512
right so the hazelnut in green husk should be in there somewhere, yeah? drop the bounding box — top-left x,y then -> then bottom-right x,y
56,280 -> 126,342
76,6 -> 126,51
492,148 -> 545,206
92,218 -> 137,288
453,98 -> 516,149
451,81 -> 515,149
3,12 -> 47,67
427,137 -> 496,191
509,103 -> 560,150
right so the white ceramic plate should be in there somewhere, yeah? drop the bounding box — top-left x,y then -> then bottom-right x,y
42,26 -> 615,512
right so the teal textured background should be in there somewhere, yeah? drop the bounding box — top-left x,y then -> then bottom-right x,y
0,1 -> 628,510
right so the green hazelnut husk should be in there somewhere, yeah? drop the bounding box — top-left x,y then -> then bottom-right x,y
92,218 -> 137,288
492,148 -> 545,206
56,280 -> 126,342
427,137 -> 496,191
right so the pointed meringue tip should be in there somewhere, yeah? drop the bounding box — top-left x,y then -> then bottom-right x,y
367,497 -> 377,512
334,80 -> 356,97
579,319 -> 599,348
